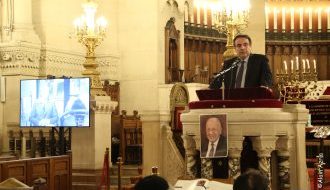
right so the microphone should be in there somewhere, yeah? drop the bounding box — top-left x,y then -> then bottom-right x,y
213,58 -> 240,78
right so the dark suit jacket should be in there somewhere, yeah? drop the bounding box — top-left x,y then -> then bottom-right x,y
209,54 -> 273,89
201,135 -> 227,158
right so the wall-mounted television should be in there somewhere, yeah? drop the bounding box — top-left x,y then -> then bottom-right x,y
20,78 -> 90,127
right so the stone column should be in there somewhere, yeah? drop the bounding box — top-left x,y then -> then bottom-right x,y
252,136 -> 277,190
201,158 -> 212,178
72,95 -> 117,169
228,136 -> 244,180
276,136 -> 292,190
182,134 -> 198,177
228,148 -> 242,180
11,0 -> 40,43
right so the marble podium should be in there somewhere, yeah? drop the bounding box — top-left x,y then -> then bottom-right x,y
180,88 -> 310,190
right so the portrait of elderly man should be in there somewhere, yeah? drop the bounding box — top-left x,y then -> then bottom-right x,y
200,115 -> 228,158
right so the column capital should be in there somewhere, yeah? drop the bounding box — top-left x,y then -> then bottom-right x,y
251,136 -> 277,157
228,148 -> 243,157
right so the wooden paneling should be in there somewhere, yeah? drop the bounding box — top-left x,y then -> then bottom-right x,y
184,38 -> 226,84
27,158 -> 50,189
0,155 -> 71,190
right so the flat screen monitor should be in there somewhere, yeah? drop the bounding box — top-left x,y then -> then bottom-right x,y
20,78 -> 90,127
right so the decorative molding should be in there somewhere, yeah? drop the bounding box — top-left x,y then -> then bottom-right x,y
278,154 -> 291,190
92,96 -> 118,114
0,44 -> 120,80
170,83 -> 189,111
259,156 -> 271,184
201,158 -> 213,178
228,157 -> 240,180
0,44 -> 41,76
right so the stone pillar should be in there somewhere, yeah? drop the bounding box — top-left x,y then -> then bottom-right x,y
72,95 -> 117,169
201,158 -> 212,178
276,136 -> 292,190
11,0 -> 40,43
140,111 -> 162,175
282,104 -> 309,190
252,136 -> 277,190
228,136 -> 244,180
182,134 -> 197,177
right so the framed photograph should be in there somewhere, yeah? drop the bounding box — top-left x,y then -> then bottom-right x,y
200,114 -> 228,158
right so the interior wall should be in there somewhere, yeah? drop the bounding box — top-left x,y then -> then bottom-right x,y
32,0 -> 119,55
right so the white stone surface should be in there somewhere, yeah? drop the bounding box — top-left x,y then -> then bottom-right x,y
181,104 -> 310,190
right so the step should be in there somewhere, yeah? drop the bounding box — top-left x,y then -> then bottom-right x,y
72,171 -> 101,183
72,182 -> 98,190
110,164 -> 142,176
109,175 -> 132,185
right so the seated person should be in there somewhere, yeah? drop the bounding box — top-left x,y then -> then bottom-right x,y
60,97 -> 89,127
134,175 -> 169,190
30,100 -> 59,126
29,82 -> 59,126
233,169 -> 269,190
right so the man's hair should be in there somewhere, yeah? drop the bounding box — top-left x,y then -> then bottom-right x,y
233,169 -> 269,190
134,175 -> 169,190
233,34 -> 252,46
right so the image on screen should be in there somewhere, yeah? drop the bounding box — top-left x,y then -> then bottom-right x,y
20,78 -> 90,127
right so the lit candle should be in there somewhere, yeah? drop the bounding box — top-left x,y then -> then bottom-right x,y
313,59 -> 317,72
204,5 -> 208,26
306,59 -> 310,70
296,56 -> 299,70
197,6 -> 201,24
290,8 -> 294,31
190,9 -> 195,23
308,8 -> 312,31
300,8 -> 304,31
302,59 -> 306,72
274,8 -> 278,30
328,7 -> 330,30
284,61 -> 288,73
291,60 -> 294,72
265,8 -> 269,29
318,8 -> 322,30
282,8 -> 286,30
211,9 -> 214,26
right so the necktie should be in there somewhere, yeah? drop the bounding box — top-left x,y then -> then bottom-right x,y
209,143 -> 214,157
235,61 -> 245,88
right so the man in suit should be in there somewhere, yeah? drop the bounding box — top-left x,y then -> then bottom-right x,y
201,117 -> 227,158
209,34 -> 273,89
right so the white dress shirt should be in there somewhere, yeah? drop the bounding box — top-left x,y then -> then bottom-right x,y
206,138 -> 219,157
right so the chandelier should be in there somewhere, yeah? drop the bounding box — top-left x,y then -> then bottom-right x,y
210,0 -> 250,59
73,0 -> 107,96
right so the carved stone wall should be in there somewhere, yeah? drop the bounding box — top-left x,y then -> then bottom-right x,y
0,44 -> 120,80
162,126 -> 185,185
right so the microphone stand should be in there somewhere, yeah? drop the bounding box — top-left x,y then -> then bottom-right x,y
214,61 -> 240,100
221,78 -> 225,100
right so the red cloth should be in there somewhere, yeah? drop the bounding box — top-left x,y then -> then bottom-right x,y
189,99 -> 283,109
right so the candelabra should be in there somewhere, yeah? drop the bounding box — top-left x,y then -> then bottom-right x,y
73,0 -> 107,96
276,60 -> 318,103
212,0 -> 250,59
